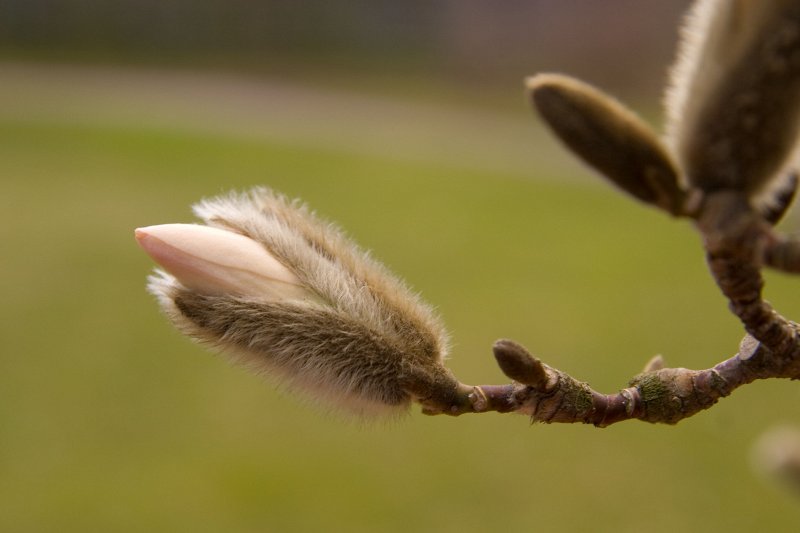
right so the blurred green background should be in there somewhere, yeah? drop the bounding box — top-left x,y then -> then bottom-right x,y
3,1 -> 800,531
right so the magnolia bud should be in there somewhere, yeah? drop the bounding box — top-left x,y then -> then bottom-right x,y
135,224 -> 312,302
137,188 -> 457,417
528,73 -> 685,216
665,0 -> 800,197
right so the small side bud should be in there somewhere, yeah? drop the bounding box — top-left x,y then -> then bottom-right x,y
528,73 -> 685,215
642,354 -> 666,373
493,339 -> 551,390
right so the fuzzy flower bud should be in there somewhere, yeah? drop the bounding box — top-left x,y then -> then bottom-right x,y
137,188 -> 458,417
528,73 -> 685,216
665,0 -> 800,198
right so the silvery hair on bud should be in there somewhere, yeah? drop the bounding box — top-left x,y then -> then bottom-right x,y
664,0 -> 800,203
148,187 -> 455,417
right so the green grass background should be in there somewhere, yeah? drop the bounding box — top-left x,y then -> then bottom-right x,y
3,76 -> 800,531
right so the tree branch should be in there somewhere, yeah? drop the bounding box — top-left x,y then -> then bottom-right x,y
428,334 -> 800,425
424,192 -> 800,425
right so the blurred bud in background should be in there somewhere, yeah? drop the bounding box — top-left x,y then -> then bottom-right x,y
752,425 -> 800,496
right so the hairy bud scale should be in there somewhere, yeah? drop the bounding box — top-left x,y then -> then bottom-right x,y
665,0 -> 800,197
138,188 -> 455,417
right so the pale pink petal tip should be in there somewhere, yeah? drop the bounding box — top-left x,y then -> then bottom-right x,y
135,223 -> 310,300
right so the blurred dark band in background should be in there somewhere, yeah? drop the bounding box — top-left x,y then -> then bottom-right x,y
0,0 -> 691,97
